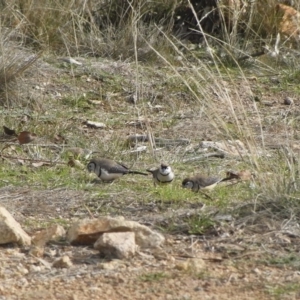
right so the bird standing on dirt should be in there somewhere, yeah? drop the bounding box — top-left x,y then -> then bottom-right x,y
87,158 -> 148,182
146,163 -> 175,186
182,175 -> 231,192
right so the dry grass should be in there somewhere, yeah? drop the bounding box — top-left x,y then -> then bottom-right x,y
0,1 -> 300,299
0,0 -> 287,58
0,28 -> 41,106
0,0 -> 299,220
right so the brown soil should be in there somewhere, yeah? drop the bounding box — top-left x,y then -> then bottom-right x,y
1,55 -> 300,300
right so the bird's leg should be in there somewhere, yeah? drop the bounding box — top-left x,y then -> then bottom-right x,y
199,191 -> 214,201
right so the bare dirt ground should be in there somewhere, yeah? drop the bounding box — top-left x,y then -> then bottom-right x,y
1,56 -> 300,299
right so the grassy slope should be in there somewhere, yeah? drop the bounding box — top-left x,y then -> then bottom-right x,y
1,1 -> 300,298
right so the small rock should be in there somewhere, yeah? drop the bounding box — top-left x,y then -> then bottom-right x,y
30,224 -> 65,257
99,260 -> 125,270
284,97 -> 293,105
94,232 -> 136,259
175,258 -> 206,273
29,245 -> 44,257
32,224 -> 66,247
175,260 -> 189,271
67,216 -> 165,248
253,268 -> 261,275
29,265 -> 43,273
189,258 -> 205,273
0,206 -> 31,246
17,265 -> 29,275
52,255 -> 73,268
16,277 -> 29,287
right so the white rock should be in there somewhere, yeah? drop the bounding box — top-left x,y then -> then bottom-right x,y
94,232 -> 136,259
0,206 -> 31,246
17,265 -> 29,275
67,216 -> 164,248
84,120 -> 106,129
29,265 -> 43,273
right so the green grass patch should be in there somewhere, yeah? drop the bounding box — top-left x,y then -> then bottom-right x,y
23,217 -> 69,230
264,254 -> 300,269
266,283 -> 300,300
139,272 -> 168,282
186,214 -> 215,235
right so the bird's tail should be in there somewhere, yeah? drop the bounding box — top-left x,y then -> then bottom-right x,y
128,170 -> 149,176
220,177 -> 234,183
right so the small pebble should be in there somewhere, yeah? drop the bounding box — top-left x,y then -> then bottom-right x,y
284,97 -> 293,105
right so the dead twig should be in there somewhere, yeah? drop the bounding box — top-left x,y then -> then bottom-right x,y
182,152 -> 225,163
127,134 -> 190,147
0,154 -> 66,165
83,204 -> 95,219
0,142 -> 62,149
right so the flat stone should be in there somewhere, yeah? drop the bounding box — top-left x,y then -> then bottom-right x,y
67,216 -> 164,248
94,232 -> 136,259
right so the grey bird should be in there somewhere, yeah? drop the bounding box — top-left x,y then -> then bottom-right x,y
87,158 -> 148,182
182,175 -> 231,192
146,163 -> 175,186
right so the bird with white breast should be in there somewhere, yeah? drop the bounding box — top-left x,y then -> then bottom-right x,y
87,158 -> 148,182
146,163 -> 175,186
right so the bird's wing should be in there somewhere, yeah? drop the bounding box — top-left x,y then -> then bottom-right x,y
146,168 -> 157,174
116,162 -> 129,170
201,177 -> 221,187
109,164 -> 128,174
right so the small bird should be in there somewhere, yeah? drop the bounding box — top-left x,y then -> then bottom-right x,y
146,163 -> 175,186
182,175 -> 231,192
87,158 -> 148,182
